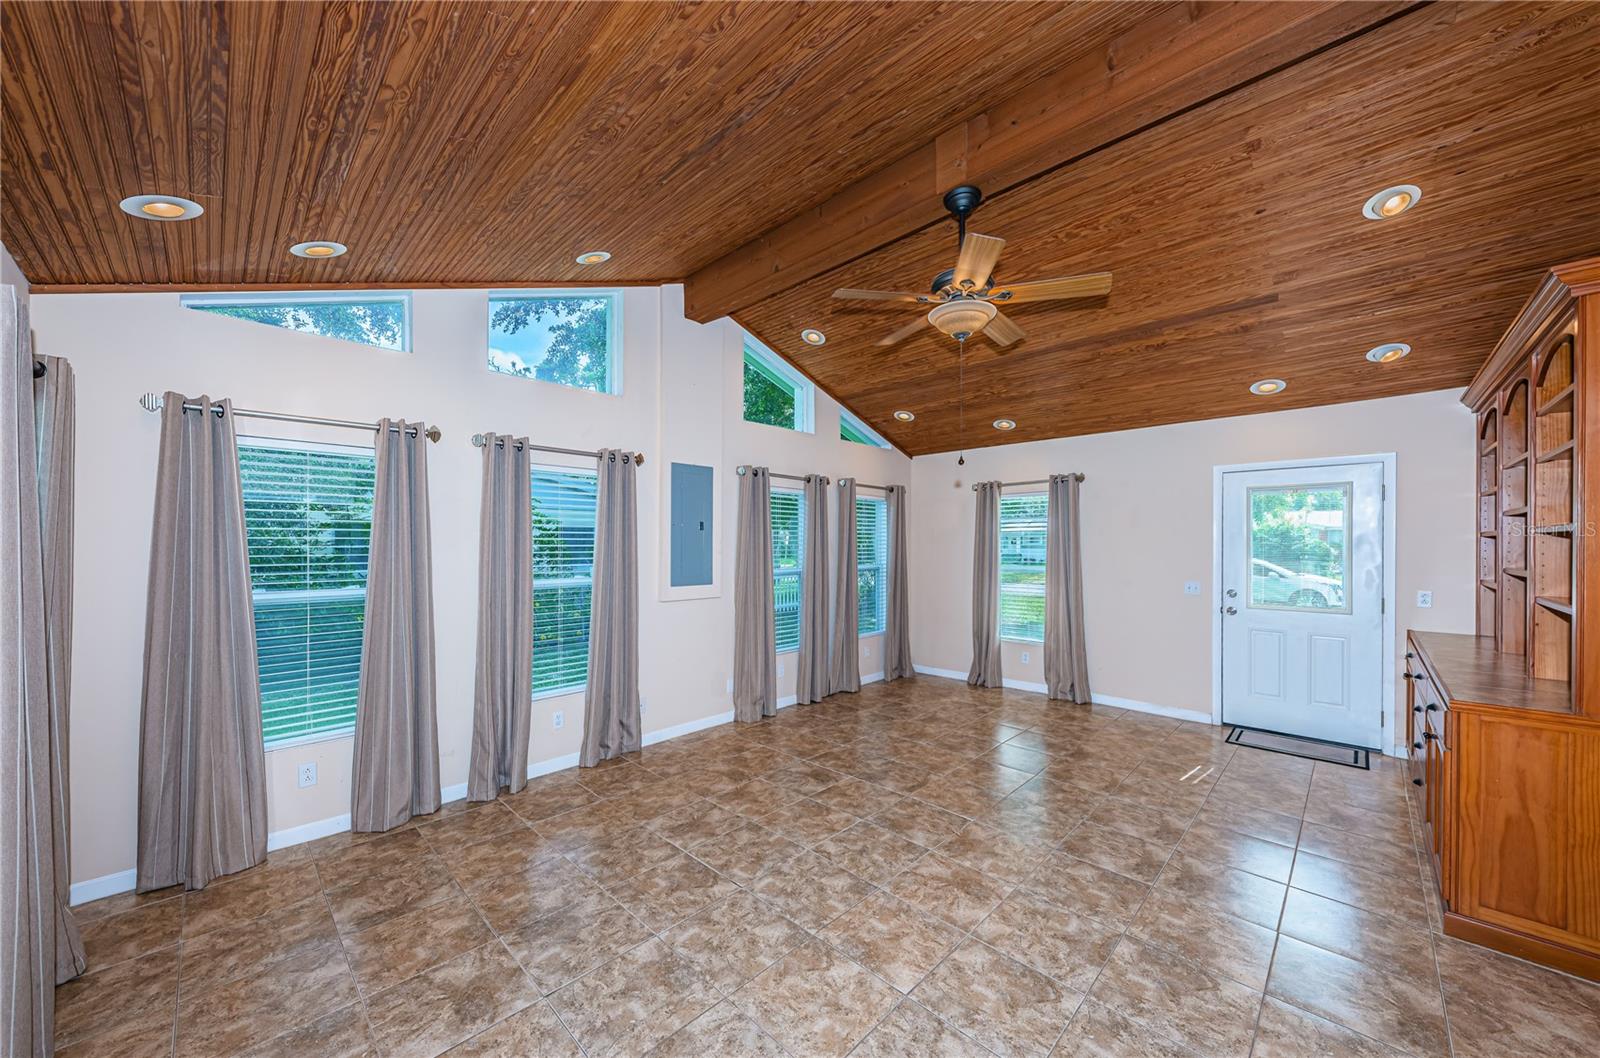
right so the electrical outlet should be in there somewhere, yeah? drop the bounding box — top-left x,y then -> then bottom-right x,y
552,711 -> 565,730
777,661 -> 785,677
297,762 -> 316,788
1020,651 -> 1031,664
1184,581 -> 1202,596
1416,590 -> 1433,609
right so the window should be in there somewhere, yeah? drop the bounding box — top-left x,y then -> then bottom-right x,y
182,292 -> 410,352
239,438 -> 375,746
771,489 -> 804,652
532,467 -> 599,695
840,409 -> 890,448
856,496 -> 889,636
744,341 -> 814,432
488,291 -> 620,394
999,493 -> 1048,642
1248,485 -> 1351,612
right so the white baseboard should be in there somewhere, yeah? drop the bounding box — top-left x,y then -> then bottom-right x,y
912,666 -> 1211,724
914,665 -> 969,681
777,694 -> 798,708
266,812 -> 352,853
527,751 -> 581,779
1003,677 -> 1049,694
861,671 -> 885,685
70,869 -> 138,906
644,710 -> 733,745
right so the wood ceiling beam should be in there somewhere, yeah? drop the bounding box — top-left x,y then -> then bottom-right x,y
682,0 -> 1417,324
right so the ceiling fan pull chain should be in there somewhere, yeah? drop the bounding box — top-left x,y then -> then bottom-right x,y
957,337 -> 967,467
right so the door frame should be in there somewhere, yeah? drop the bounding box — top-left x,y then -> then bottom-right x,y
1210,453 -> 1399,754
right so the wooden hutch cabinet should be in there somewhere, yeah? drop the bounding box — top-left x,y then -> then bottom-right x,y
1406,255 -> 1600,980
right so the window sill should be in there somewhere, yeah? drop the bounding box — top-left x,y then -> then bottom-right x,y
264,726 -> 355,753
534,683 -> 587,702
1000,636 -> 1045,646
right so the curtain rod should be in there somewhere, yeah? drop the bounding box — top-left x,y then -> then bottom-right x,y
971,474 -> 1085,491
470,433 -> 644,465
138,392 -> 441,442
734,465 -> 896,491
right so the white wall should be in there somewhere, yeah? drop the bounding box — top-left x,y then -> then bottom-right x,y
30,284 -> 909,885
2,243 -> 29,293
908,388 -> 1477,735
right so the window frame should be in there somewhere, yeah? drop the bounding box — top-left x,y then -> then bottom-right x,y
770,486 -> 806,654
238,434 -> 377,751
743,339 -> 815,434
856,495 -> 889,637
181,291 -> 413,353
487,288 -> 623,395
839,409 -> 890,449
531,462 -> 600,700
998,490 -> 1048,644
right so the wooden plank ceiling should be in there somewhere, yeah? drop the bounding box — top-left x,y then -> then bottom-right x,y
5,2 -> 1598,455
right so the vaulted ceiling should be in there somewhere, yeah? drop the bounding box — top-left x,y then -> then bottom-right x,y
5,1 -> 1598,455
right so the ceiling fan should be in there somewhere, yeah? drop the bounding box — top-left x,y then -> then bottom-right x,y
832,185 -> 1111,347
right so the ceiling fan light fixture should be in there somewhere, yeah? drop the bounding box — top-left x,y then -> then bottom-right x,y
993,418 -> 1017,431
1366,342 -> 1411,363
893,410 -> 915,422
290,241 -> 347,259
1362,184 -> 1421,220
1250,378 -> 1287,396
575,250 -> 611,265
800,328 -> 826,345
120,194 -> 204,221
927,299 -> 997,340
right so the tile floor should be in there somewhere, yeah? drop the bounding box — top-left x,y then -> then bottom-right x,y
58,677 -> 1600,1057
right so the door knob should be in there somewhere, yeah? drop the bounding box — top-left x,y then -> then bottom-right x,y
1223,606 -> 1237,616
1225,588 -> 1238,599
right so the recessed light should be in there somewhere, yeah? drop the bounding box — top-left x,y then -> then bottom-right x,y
1362,184 -> 1421,220
800,328 -> 826,346
893,410 -> 916,422
1366,342 -> 1411,364
575,250 -> 611,265
119,194 -> 203,221
290,241 -> 347,259
993,418 -> 1017,431
1250,379 -> 1287,396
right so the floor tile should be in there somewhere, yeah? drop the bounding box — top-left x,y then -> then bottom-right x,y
731,938 -> 900,1058
711,777 -> 804,818
812,776 -> 904,817
54,946 -> 179,1049
1021,852 -> 1150,929
500,887 -> 650,994
1052,998 -> 1203,1058
548,937 -> 719,1057
1266,935 -> 1449,1058
444,826 -> 565,890
1057,821 -> 1172,883
850,999 -> 995,1058
499,778 -> 601,822
748,849 -> 874,930
935,820 -> 1050,883
179,896 -> 338,994
888,852 -> 1010,930
1192,798 -> 1303,847
236,1002 -> 375,1058
417,801 -> 528,854
342,893 -> 494,996
818,890 -> 964,992
182,862 -> 321,938
364,942 -> 539,1058
80,896 -> 184,969
813,821 -> 930,885
438,1000 -> 582,1057
1088,936 -> 1261,1058
756,795 -> 859,846
314,827 -> 432,889
644,1000 -> 788,1058
1174,818 -> 1296,882
175,939 -> 357,1058
325,856 -> 461,935
1126,886 -> 1279,990
561,822 -> 683,886
1288,851 -> 1428,925
974,887 -> 1121,993
685,820 -> 807,884
1083,795 -> 1192,846
1277,887 -> 1437,979
607,852 -> 741,932
911,939 -> 1081,1058
661,889 -> 810,994
646,799 -> 747,847
1435,934 -> 1600,1058
1152,850 -> 1286,929
872,796 -> 970,846
1251,997 -> 1408,1058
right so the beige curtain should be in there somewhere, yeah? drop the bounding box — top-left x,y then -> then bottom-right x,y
581,449 -> 641,767
136,393 -> 269,891
967,481 -> 1002,688
352,419 -> 440,832
1046,473 -> 1091,703
883,484 -> 913,680
468,434 -> 532,800
3,288 -> 84,1056
794,474 -> 830,705
828,478 -> 860,695
733,466 -> 776,721
34,354 -> 85,984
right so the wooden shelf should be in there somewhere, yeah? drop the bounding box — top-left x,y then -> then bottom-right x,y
1537,384 -> 1575,415
1505,567 -> 1529,578
1537,440 -> 1575,463
1503,452 -> 1530,468
1534,523 -> 1576,534
1504,505 -> 1529,516
1480,579 -> 1498,590
1536,596 -> 1575,616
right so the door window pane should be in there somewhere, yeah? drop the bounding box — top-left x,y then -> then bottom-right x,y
1247,485 -> 1351,612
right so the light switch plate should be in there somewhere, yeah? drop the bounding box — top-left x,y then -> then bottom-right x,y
1416,590 -> 1433,609
1184,581 -> 1202,596
553,711 -> 565,730
297,762 -> 316,788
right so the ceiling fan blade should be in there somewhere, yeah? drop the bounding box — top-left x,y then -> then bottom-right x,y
984,310 -> 1025,347
953,233 -> 1005,290
833,288 -> 929,302
989,271 -> 1112,302
876,317 -> 930,347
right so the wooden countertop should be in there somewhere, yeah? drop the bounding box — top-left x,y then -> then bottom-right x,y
1410,630 -> 1574,715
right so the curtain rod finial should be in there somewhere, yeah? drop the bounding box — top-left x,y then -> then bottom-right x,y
425,425 -> 442,444
634,453 -> 645,467
139,392 -> 164,413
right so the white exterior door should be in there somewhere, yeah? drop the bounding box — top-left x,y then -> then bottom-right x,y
1221,462 -> 1385,748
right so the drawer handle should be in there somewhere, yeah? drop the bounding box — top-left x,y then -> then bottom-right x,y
1424,731 -> 1439,741
1402,672 -> 1414,680
1413,705 -> 1423,714
1413,741 -> 1423,750
1413,778 -> 1423,786
1405,651 -> 1415,660
1426,704 -> 1439,712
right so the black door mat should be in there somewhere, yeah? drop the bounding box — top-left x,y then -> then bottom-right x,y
1225,725 -> 1370,769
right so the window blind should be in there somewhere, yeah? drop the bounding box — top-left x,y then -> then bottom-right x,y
856,496 -> 888,636
771,489 -> 804,651
239,439 -> 375,745
999,493 -> 1048,642
532,467 -> 599,694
